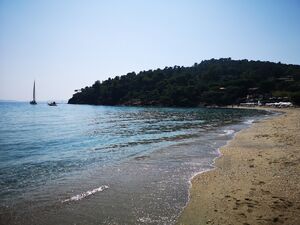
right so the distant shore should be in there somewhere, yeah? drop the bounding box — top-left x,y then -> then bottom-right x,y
177,108 -> 300,225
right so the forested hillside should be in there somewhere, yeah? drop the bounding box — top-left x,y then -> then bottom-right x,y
68,58 -> 300,106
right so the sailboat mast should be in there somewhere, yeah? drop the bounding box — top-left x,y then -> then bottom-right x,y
33,81 -> 36,101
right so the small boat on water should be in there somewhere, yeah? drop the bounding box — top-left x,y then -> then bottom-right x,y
48,101 -> 57,106
30,81 -> 37,105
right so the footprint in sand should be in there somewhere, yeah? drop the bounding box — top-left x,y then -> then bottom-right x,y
252,180 -> 265,186
261,189 -> 271,195
239,213 -> 247,218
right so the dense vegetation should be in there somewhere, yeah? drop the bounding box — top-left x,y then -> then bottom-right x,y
68,58 -> 300,106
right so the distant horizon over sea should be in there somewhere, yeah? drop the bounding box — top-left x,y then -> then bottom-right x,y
0,100 -> 68,103
0,102 -> 270,224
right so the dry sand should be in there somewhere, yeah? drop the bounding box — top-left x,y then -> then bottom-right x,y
177,108 -> 300,225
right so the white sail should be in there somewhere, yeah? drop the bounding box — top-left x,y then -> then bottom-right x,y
30,80 -> 37,104
33,80 -> 36,101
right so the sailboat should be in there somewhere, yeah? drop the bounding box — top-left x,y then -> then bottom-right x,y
30,81 -> 37,105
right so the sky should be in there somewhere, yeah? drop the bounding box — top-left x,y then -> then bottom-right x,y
0,0 -> 300,101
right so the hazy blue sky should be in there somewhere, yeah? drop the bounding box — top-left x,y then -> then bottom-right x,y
1,0 -> 299,101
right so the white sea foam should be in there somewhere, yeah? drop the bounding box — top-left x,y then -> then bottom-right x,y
244,119 -> 254,124
62,185 -> 109,203
220,129 -> 235,136
137,217 -> 153,223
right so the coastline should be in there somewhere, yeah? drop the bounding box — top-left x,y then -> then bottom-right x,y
177,108 -> 300,225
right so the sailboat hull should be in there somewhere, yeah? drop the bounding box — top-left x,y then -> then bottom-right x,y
30,101 -> 37,105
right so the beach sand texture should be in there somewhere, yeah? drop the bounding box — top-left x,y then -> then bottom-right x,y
177,108 -> 300,225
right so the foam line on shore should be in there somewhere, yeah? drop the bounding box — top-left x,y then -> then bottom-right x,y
62,185 -> 109,203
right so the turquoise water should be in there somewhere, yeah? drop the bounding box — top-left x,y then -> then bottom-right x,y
0,102 -> 268,224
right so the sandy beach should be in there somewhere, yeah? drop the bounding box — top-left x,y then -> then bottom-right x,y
177,108 -> 300,225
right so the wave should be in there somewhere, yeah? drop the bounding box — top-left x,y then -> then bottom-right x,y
244,119 -> 254,124
220,129 -> 235,136
62,185 -> 109,203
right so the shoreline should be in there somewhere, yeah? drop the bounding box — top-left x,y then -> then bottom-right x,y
177,108 -> 300,225
176,111 -> 269,223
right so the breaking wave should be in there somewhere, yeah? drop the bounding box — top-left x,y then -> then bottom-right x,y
62,185 -> 109,203
220,129 -> 235,136
244,119 -> 254,124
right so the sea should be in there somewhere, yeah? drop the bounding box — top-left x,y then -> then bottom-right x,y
0,102 -> 270,225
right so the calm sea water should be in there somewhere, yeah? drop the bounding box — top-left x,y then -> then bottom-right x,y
0,102 -> 269,225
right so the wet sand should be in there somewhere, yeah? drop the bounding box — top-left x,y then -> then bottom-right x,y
177,108 -> 300,225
